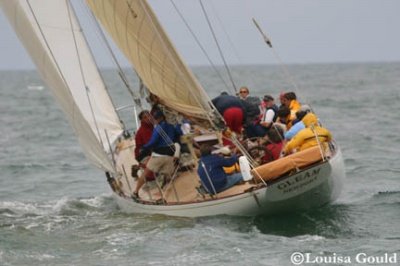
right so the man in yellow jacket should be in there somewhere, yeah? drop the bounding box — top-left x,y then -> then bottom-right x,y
282,92 -> 301,121
283,112 -> 332,154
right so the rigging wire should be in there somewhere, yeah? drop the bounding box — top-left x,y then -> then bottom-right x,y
198,0 -> 237,94
252,18 -> 306,94
79,0 -> 141,107
27,0 -> 105,144
207,1 -> 243,65
228,134 -> 268,186
169,0 -> 231,92
252,18 -> 316,115
137,0 -> 222,129
208,2 -> 264,93
25,0 -> 70,97
66,0 -> 105,148
196,1 -> 261,169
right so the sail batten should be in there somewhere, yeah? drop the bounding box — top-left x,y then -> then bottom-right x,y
86,0 -> 215,123
0,0 -> 124,172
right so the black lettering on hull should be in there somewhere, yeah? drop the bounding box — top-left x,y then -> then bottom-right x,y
276,167 -> 321,193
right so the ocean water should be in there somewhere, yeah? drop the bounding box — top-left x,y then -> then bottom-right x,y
1,63 -> 400,265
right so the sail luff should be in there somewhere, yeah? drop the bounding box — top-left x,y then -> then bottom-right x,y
85,0 -> 216,124
0,0 -> 123,172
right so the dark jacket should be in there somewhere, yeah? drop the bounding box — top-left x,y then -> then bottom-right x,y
241,97 -> 261,125
198,154 -> 238,194
212,95 -> 245,115
142,121 -> 182,156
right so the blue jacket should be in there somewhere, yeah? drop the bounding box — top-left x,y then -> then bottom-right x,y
198,154 -> 238,194
143,121 -> 182,150
284,120 -> 305,140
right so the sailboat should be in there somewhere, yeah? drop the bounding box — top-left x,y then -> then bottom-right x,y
1,0 -> 345,217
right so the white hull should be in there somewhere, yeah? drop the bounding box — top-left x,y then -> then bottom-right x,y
113,148 -> 345,217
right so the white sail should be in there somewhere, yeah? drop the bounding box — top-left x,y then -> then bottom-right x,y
86,0 -> 216,123
0,0 -> 123,172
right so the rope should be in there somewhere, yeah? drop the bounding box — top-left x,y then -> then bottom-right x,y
310,125 -> 326,162
229,134 -> 268,186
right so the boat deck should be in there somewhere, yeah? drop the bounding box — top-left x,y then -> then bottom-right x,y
112,137 -> 331,205
112,138 -> 256,204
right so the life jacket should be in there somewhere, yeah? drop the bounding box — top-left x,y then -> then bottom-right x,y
255,104 -> 278,126
289,100 -> 301,113
223,163 -> 240,174
265,104 -> 279,123
284,113 -> 332,154
289,100 -> 301,120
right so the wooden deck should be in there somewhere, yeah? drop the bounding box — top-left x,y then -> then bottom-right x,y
113,138 -> 257,204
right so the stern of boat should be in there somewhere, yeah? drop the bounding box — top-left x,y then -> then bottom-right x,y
257,144 -> 346,215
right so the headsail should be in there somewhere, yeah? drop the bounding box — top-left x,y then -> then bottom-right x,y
0,0 -> 123,172
85,0 -> 216,124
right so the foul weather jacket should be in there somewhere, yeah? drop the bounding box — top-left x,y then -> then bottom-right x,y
284,113 -> 332,154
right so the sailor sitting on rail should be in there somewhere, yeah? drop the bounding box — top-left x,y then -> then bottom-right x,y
283,113 -> 332,155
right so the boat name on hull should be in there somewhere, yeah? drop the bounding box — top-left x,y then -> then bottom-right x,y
277,167 -> 321,194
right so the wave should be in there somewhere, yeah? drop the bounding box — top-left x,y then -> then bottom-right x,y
27,85 -> 44,91
377,190 -> 400,195
0,195 -> 117,219
0,162 -> 82,171
252,204 -> 359,239
370,191 -> 400,206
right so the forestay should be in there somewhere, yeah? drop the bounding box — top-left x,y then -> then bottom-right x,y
85,0 -> 216,124
0,0 -> 123,172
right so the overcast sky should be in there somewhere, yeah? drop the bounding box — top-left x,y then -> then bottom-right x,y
1,0 -> 399,70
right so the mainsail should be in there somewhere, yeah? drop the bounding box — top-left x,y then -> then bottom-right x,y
0,0 -> 123,172
85,0 -> 216,123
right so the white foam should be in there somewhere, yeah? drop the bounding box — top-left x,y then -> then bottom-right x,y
297,234 -> 326,241
27,85 -> 44,91
51,197 -> 70,213
0,201 -> 42,215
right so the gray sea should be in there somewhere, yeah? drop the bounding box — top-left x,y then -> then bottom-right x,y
1,63 -> 400,266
